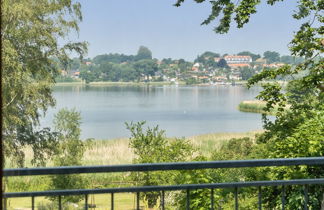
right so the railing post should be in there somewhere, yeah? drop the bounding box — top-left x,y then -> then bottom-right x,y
3,198 -> 7,210
234,187 -> 238,210
161,190 -> 165,210
58,195 -> 62,210
136,192 -> 140,210
258,186 -> 262,210
281,185 -> 285,210
210,188 -> 214,210
111,193 -> 114,210
304,185 -> 308,210
31,196 -> 35,210
186,189 -> 190,210
85,194 -> 88,210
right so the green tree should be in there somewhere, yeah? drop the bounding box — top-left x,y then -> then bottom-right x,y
240,66 -> 256,80
80,70 -> 96,84
2,0 -> 87,166
133,59 -> 159,81
49,108 -> 86,204
135,46 -> 153,61
175,138 -> 263,209
175,0 -> 323,208
263,51 -> 280,63
217,58 -> 229,68
126,121 -> 193,209
280,55 -> 296,64
93,53 -> 134,64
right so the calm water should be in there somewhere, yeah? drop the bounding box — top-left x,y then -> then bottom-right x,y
41,85 -> 264,139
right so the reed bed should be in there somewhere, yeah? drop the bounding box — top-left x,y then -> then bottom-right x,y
238,100 -> 276,114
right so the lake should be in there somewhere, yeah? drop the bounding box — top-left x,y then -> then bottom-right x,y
41,85 -> 264,139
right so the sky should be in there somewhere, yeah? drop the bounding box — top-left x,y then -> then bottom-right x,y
70,0 -> 302,61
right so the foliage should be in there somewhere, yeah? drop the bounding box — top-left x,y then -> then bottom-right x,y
194,51 -> 220,64
49,108 -> 87,204
185,77 -> 200,85
217,58 -> 229,68
126,121 -> 194,208
133,59 -> 159,79
280,55 -> 304,64
2,0 -> 87,166
240,66 -> 256,80
263,51 -> 280,63
55,76 -> 80,83
79,70 -> 96,84
175,138 -> 264,209
135,46 -> 153,61
93,53 -> 134,65
237,51 -> 261,61
175,0 -> 324,208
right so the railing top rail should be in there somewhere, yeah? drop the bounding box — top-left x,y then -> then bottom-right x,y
4,157 -> 324,177
4,178 -> 324,198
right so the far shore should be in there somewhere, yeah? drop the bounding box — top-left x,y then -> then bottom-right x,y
54,81 -> 186,86
54,80 -> 288,87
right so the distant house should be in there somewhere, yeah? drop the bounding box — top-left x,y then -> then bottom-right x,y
227,63 -> 250,68
224,55 -> 252,64
73,71 -> 80,78
60,70 -> 68,76
229,74 -> 242,80
214,57 -> 221,62
213,76 -> 227,81
198,76 -> 209,80
224,55 -> 252,69
191,63 -> 200,71
263,63 -> 285,68
85,61 -> 92,66
255,58 -> 267,65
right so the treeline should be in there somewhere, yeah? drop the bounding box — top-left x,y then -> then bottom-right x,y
57,47 -> 305,84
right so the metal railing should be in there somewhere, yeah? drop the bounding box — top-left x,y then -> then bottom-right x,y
3,157 -> 324,210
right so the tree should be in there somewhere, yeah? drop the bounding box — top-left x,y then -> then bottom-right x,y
280,55 -> 295,64
133,59 -> 159,81
135,46 -> 152,61
2,0 -> 87,166
49,108 -> 86,204
126,121 -> 193,209
175,0 -> 323,208
194,51 -> 220,66
240,66 -> 256,80
237,51 -> 261,61
263,51 -> 280,63
217,58 -> 229,68
93,53 -> 134,64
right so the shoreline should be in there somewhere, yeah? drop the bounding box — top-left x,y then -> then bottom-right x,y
54,81 -> 186,86
54,80 -> 287,87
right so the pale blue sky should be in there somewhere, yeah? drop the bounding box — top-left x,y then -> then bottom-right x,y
71,0 -> 301,61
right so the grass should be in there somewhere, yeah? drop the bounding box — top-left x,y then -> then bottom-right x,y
81,130 -> 263,166
187,131 -> 262,156
5,130 -> 263,209
5,130 -> 263,169
238,100 -> 276,115
238,100 -> 290,115
5,193 -> 143,210
83,138 -> 133,166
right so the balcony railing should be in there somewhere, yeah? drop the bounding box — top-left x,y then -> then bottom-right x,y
3,157 -> 324,210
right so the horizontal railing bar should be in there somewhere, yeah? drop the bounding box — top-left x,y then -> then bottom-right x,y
4,157 -> 324,177
4,178 -> 324,198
